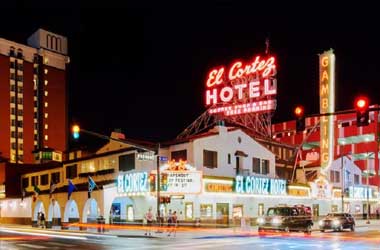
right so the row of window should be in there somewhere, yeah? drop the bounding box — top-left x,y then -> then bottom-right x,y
10,96 -> 24,105
10,73 -> 23,82
10,62 -> 23,70
23,172 -> 61,188
11,120 -> 23,127
330,170 -> 360,185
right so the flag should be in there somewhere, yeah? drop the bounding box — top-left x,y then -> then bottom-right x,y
88,176 -> 97,199
68,179 -> 76,200
49,181 -> 57,199
33,185 -> 40,202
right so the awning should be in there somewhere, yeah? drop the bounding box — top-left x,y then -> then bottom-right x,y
235,150 -> 248,157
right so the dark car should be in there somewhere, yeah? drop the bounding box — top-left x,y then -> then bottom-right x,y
257,205 -> 313,234
318,213 -> 355,232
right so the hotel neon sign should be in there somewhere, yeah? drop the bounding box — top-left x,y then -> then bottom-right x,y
117,172 -> 149,194
235,175 -> 287,196
205,55 -> 277,116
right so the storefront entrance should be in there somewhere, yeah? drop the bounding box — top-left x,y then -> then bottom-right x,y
216,203 -> 229,226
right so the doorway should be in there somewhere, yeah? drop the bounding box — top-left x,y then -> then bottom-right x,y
216,203 -> 229,226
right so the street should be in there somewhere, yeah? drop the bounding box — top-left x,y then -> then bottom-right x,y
1,225 -> 380,250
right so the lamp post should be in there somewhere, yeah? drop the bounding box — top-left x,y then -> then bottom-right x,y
340,152 -> 351,213
365,152 -> 374,224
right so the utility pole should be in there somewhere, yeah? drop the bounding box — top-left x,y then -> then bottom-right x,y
341,156 -> 344,213
366,154 -> 370,224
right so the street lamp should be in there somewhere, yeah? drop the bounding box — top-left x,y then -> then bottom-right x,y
340,152 -> 352,213
365,152 -> 374,224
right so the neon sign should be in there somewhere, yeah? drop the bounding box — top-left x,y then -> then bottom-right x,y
319,50 -> 335,174
117,172 -> 148,194
235,176 -> 286,195
205,55 -> 277,116
349,186 -> 373,199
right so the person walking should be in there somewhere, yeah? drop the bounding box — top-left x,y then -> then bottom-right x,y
168,211 -> 178,237
144,207 -> 154,236
167,209 -> 173,236
40,212 -> 46,229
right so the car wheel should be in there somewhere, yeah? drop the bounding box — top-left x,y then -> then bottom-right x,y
350,224 -> 355,232
320,230 -> 325,233
284,227 -> 290,233
338,225 -> 343,232
304,224 -> 312,235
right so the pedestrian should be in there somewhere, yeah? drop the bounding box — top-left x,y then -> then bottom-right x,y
37,212 -> 41,228
167,209 -> 173,236
376,209 -> 379,220
172,211 -> 178,237
40,212 -> 46,229
144,207 -> 154,236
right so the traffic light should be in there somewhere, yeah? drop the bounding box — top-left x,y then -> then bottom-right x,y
294,105 -> 305,132
355,96 -> 369,127
72,125 -> 80,139
160,173 -> 168,191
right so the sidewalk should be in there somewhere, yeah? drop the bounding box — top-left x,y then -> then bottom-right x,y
2,219 -> 380,239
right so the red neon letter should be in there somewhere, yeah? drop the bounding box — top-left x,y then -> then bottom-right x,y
228,62 -> 243,80
206,68 -> 224,87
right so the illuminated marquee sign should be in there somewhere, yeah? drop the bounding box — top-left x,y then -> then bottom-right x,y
349,186 -> 374,199
117,172 -> 148,194
160,171 -> 202,194
205,55 -> 277,116
205,182 -> 233,193
319,50 -> 335,174
235,176 -> 286,195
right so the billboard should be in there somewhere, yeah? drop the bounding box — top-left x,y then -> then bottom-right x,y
205,55 -> 277,116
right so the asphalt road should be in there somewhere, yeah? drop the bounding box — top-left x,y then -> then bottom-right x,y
1,226 -> 380,250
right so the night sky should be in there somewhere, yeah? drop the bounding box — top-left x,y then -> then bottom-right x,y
2,2 -> 380,142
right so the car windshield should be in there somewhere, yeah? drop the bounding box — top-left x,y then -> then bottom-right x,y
326,213 -> 345,219
267,207 -> 291,216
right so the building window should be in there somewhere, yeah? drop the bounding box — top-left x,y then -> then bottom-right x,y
34,101 -> 38,107
185,202 -> 194,220
44,80 -> 48,85
44,135 -> 48,140
51,172 -> 60,183
18,132 -> 23,138
44,102 -> 48,108
228,153 -> 231,164
44,91 -> 48,96
11,119 -> 16,126
261,159 -> 269,175
31,176 -> 39,186
354,174 -> 360,184
10,73 -> 15,80
11,142 -> 16,150
66,164 -> 78,179
10,84 -> 16,92
44,69 -> 48,74
17,75 -> 23,82
119,153 -> 135,172
252,157 -> 260,173
203,150 -> 218,168
330,170 -> 340,183
44,113 -> 48,118
22,177 -> 29,188
19,143 -> 23,150
18,109 -> 23,116
45,124 -> 48,130
200,204 -> 213,219
17,97 -> 23,105
171,150 -> 187,161
11,96 -> 16,104
40,174 -> 49,185
17,121 -> 23,128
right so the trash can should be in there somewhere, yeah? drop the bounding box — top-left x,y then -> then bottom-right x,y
97,216 -> 105,233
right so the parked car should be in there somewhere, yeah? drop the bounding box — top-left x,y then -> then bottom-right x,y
257,205 -> 313,234
318,213 -> 355,232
